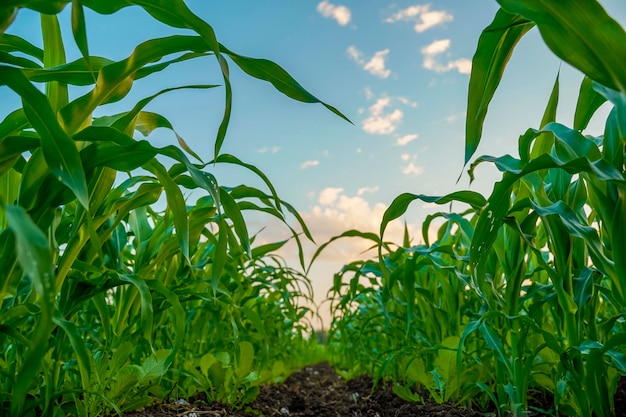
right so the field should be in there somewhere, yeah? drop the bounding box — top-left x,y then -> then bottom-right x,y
1,1 -> 626,416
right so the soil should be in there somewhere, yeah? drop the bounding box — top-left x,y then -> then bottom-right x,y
122,362 -> 626,417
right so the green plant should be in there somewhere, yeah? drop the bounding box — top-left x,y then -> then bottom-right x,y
0,2 -> 346,416
322,1 -> 626,416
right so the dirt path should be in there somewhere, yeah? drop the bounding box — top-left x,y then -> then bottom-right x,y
123,362 -> 483,417
122,362 -> 626,417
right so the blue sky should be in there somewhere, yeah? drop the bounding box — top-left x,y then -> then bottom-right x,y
4,1 -> 626,323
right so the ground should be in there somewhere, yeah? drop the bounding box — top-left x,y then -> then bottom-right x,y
122,362 -> 626,417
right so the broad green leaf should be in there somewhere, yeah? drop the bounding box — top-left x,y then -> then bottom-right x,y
0,7 -> 17,34
498,0 -> 626,93
238,341 -> 254,378
465,8 -> 534,165
0,136 -> 38,176
574,77 -> 607,131
0,66 -> 89,209
530,73 -> 559,160
479,322 -> 511,374
118,274 -> 154,344
141,349 -> 170,381
70,0 -> 90,69
20,1 -> 68,14
0,108 -> 29,140
41,13 -> 68,112
0,33 -> 43,60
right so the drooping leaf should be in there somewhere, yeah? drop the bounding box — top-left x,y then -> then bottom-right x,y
0,66 -> 89,209
498,0 -> 626,93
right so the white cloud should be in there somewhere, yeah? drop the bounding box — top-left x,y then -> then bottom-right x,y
356,147 -> 362,154
348,46 -> 392,78
301,160 -> 320,169
402,162 -> 424,176
423,38 -> 450,56
317,1 -> 351,26
400,153 -> 411,161
362,97 -> 403,135
396,133 -> 418,146
414,9 -> 453,33
301,188 -> 419,260
421,39 -> 471,74
364,49 -> 391,78
447,58 -> 472,74
319,187 -> 344,205
386,5 -> 453,33
347,45 -> 364,63
357,186 -> 380,196
364,86 -> 374,99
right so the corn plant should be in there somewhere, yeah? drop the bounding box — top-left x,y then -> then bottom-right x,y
324,1 -> 626,416
0,2 -> 346,416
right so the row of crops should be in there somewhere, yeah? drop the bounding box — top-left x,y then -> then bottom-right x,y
1,1 -> 625,416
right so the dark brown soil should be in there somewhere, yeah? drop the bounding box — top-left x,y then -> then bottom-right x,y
121,362 -> 626,417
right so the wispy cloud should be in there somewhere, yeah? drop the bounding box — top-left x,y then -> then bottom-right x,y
357,186 -> 380,196
402,162 -> 424,176
317,1 -> 351,26
385,4 -> 453,33
300,160 -> 320,169
396,133 -> 418,146
258,146 -> 281,154
421,39 -> 471,74
397,96 -> 418,107
347,46 -> 391,78
362,97 -> 403,134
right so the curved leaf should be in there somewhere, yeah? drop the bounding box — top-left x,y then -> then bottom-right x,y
465,8 -> 534,165
0,65 -> 89,209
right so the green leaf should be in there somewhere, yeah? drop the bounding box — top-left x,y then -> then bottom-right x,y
4,204 -> 55,416
574,77 -> 608,131
71,0 -> 90,70
41,13 -> 68,112
0,33 -> 43,61
220,44 -> 351,124
0,7 -> 17,35
465,8 -> 534,165
381,191 -> 486,240
530,72 -> 559,160
59,35 -> 210,134
251,240 -> 288,259
238,341 -> 254,379
497,0 -> 626,93
0,66 -> 89,209
52,311 -> 92,395
219,187 -> 249,255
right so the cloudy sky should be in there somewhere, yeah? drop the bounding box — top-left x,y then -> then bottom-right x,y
4,1 -> 626,325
